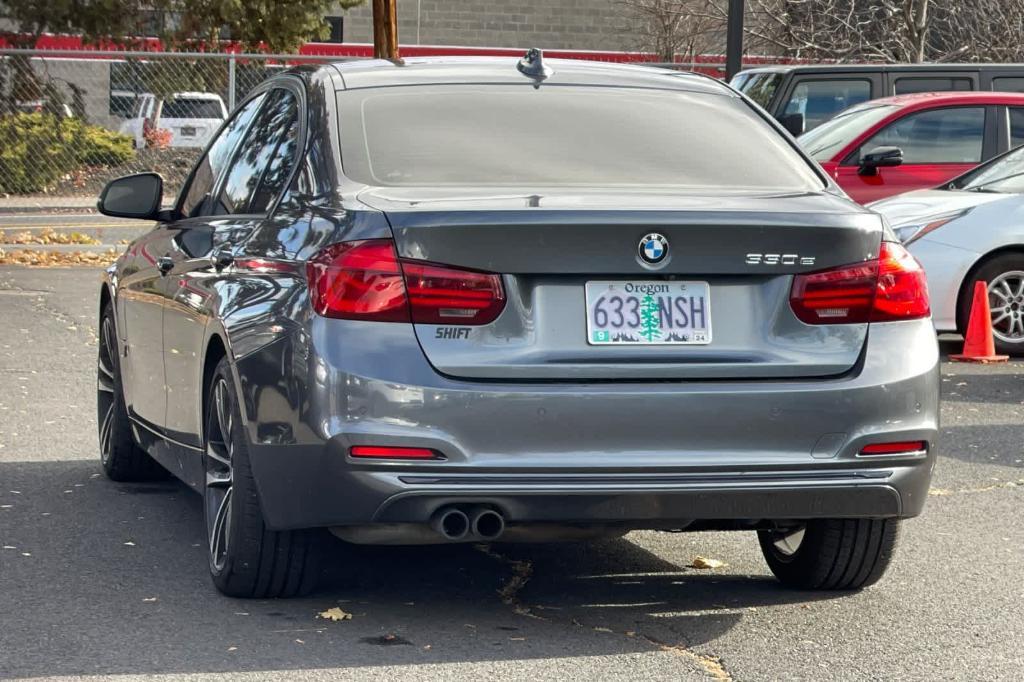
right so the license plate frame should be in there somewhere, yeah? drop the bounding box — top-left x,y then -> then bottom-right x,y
584,280 -> 712,345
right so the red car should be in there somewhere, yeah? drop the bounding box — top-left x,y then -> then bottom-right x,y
797,91 -> 1024,204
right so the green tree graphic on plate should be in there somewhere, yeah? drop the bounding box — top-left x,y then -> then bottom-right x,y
639,294 -> 662,342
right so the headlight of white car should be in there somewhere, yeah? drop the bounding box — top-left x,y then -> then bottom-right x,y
891,209 -> 970,245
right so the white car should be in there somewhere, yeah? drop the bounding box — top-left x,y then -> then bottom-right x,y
870,146 -> 1024,354
118,92 -> 227,149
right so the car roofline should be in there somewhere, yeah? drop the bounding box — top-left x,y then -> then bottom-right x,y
324,56 -> 738,96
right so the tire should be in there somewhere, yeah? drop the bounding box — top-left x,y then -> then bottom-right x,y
958,253 -> 1024,356
204,358 -> 321,598
97,301 -> 166,481
757,518 -> 900,590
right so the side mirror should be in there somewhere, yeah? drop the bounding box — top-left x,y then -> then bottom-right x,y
858,146 -> 903,176
778,112 -> 805,137
98,173 -> 163,219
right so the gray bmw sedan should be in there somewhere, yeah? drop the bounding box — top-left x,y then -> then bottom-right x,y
95,54 -> 939,598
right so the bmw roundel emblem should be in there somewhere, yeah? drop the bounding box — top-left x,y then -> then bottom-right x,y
638,233 -> 669,265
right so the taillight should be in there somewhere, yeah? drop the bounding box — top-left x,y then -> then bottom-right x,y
790,241 -> 929,324
402,261 -> 505,325
306,240 -> 409,322
871,241 -> 931,321
306,239 -> 505,324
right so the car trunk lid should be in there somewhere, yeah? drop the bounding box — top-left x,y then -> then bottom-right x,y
361,188 -> 882,381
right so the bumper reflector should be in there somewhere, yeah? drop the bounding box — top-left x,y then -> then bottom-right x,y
859,441 -> 927,456
350,446 -> 441,460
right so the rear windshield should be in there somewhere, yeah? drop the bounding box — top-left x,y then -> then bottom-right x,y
798,103 -> 897,162
337,85 -> 823,191
161,98 -> 224,119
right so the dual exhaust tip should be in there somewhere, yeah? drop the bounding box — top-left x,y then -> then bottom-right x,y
431,506 -> 505,542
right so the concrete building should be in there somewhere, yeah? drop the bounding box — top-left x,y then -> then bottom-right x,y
336,0 -> 631,52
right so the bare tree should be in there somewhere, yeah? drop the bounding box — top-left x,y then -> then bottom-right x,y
623,0 -> 1024,64
621,0 -> 723,61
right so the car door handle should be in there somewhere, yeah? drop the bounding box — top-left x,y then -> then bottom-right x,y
157,256 -> 174,275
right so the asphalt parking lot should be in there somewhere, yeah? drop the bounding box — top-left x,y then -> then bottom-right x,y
1,266 -> 1021,681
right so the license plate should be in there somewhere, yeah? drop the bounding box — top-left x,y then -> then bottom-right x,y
585,280 -> 711,345
180,126 -> 196,136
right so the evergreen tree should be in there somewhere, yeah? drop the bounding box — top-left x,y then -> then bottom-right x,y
639,294 -> 662,342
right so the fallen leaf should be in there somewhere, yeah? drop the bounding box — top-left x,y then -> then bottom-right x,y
0,248 -> 120,268
0,228 -> 100,246
688,556 -> 728,569
317,607 -> 352,622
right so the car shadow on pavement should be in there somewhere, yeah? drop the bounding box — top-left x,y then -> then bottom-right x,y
0,459 -> 844,678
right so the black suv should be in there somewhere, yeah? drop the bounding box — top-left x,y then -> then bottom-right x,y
732,63 -> 1024,134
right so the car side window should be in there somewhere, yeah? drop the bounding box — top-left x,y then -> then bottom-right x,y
213,89 -> 299,216
993,77 -> 1024,93
249,102 -> 302,214
782,80 -> 871,131
1010,108 -> 1024,149
178,93 -> 267,218
740,73 -> 782,109
893,77 -> 972,95
854,107 -> 985,164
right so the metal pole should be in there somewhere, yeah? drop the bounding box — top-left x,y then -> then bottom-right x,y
725,0 -> 744,80
227,54 -> 236,111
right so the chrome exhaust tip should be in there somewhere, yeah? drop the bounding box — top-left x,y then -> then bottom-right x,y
430,507 -> 470,541
471,508 -> 505,541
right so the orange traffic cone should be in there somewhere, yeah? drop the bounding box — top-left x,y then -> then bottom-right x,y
950,281 -> 1009,363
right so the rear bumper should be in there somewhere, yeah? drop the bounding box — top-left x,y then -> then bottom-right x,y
237,318 -> 939,532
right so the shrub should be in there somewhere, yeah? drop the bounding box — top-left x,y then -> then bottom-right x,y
143,126 -> 173,150
0,113 -> 136,194
78,124 -> 135,166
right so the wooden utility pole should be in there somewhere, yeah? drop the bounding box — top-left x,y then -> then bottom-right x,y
372,0 -> 399,60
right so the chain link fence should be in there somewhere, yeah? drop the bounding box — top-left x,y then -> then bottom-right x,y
0,49 -> 734,205
0,49 -> 349,202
